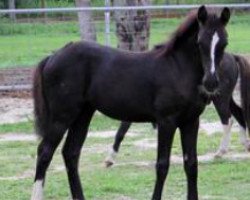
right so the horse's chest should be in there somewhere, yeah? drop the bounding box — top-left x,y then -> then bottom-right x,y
232,74 -> 242,107
154,86 -> 196,116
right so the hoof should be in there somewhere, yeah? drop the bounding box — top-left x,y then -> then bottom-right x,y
104,159 -> 114,168
104,148 -> 117,168
214,149 -> 227,158
245,140 -> 250,152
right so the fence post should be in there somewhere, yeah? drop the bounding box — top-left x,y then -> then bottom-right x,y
8,0 -> 16,22
105,0 -> 111,46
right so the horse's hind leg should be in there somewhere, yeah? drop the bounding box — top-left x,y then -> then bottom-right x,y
105,121 -> 131,167
230,99 -> 250,151
62,106 -> 95,200
31,122 -> 67,200
213,98 -> 233,158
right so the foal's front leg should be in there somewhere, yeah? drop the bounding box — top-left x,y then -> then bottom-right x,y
152,120 -> 176,200
179,119 -> 199,200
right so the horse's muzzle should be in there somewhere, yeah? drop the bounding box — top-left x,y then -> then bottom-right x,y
202,73 -> 219,93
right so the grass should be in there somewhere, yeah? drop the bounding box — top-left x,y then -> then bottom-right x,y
0,121 -> 34,133
0,125 -> 249,199
0,15 -> 250,68
0,107 -> 250,199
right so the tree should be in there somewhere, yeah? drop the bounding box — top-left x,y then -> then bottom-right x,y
75,0 -> 97,41
113,0 -> 151,51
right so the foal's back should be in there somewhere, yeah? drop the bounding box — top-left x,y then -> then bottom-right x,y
43,41 -> 159,121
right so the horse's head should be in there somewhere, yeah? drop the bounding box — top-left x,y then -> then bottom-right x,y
197,5 -> 230,95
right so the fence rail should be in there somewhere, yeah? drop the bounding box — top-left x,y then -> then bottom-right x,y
1,4 -> 250,14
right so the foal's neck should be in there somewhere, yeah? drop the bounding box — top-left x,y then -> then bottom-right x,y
180,34 -> 201,66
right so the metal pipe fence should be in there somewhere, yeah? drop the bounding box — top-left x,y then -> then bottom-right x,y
1,4 -> 250,14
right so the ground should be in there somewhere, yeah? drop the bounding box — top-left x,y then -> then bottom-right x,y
0,97 -> 250,200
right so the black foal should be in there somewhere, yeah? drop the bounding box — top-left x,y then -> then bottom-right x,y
31,6 -> 233,200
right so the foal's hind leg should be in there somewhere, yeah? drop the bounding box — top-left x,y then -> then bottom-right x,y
31,123 -> 67,200
105,121 -> 131,167
62,106 -> 95,200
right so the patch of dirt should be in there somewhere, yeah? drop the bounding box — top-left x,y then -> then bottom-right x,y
88,130 -> 138,138
114,196 -> 134,200
0,165 -> 65,181
0,130 -> 138,142
0,98 -> 33,124
201,195 -> 237,200
200,121 -> 240,135
0,133 -> 36,142
0,169 -> 34,181
113,152 -> 250,168
133,138 -> 156,149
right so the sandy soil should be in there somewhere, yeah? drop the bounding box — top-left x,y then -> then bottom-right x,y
0,98 -> 33,124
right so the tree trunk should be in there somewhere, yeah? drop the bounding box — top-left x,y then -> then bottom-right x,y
113,0 -> 151,52
75,0 -> 96,41
8,0 -> 16,22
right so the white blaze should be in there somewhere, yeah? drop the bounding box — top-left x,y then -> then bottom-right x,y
210,32 -> 220,74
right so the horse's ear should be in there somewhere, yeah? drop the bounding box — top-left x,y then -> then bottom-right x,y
220,7 -> 230,26
197,5 -> 207,25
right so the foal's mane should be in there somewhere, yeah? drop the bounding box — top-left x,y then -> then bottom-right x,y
155,10 -> 199,55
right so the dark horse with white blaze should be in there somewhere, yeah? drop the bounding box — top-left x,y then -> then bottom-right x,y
32,6 -> 234,200
105,53 -> 250,166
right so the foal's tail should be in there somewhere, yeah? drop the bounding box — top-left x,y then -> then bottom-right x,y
235,55 -> 250,133
33,56 -> 50,138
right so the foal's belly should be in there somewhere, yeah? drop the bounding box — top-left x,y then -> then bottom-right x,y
97,107 -> 155,122
87,85 -> 155,122
91,94 -> 155,122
